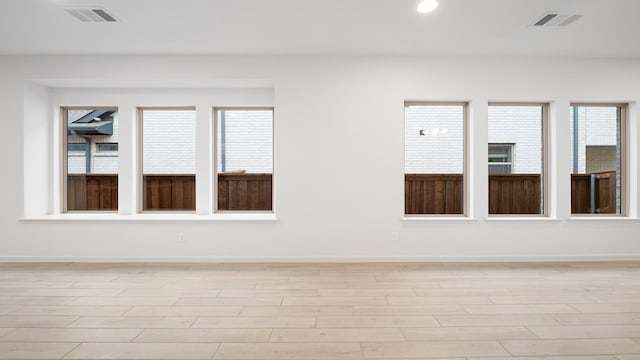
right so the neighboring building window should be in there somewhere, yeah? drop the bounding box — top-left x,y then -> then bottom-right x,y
67,143 -> 87,153
488,144 -> 513,175
64,108 -> 119,211
97,143 -> 118,152
215,108 -> 273,211
488,104 -> 546,215
571,104 -> 625,215
141,108 -> 196,211
404,102 -> 466,215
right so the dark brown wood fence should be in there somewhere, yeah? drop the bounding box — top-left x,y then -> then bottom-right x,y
489,174 -> 541,214
67,173 -> 272,212
218,173 -> 272,211
67,174 -> 118,211
143,175 -> 196,211
405,174 -> 463,214
405,174 -> 543,215
571,171 -> 616,214
70,172 -> 614,214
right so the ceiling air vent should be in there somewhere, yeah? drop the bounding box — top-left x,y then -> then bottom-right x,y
532,13 -> 583,27
65,8 -> 118,23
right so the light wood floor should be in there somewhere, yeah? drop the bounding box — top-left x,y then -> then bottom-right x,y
0,262 -> 640,359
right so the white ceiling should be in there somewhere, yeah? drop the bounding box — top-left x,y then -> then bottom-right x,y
1,0 -> 639,57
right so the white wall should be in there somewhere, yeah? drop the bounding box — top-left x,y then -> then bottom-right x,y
22,82 -> 50,218
2,55 -> 640,261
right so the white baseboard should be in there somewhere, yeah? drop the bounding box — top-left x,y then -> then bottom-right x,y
1,255 -> 640,263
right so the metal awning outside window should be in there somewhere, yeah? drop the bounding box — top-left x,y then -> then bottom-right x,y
67,110 -> 116,135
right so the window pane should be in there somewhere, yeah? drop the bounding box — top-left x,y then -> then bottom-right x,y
65,108 -> 118,211
571,105 -> 623,215
142,109 -> 196,211
216,108 -> 273,211
404,103 -> 464,215
68,143 -> 87,153
488,105 -> 543,215
97,143 -> 118,152
488,145 -> 512,163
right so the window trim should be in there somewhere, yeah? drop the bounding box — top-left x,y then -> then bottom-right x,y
487,102 -> 549,217
403,101 -> 469,217
137,106 -> 198,214
61,106 -> 119,214
212,106 -> 275,214
570,102 -> 628,217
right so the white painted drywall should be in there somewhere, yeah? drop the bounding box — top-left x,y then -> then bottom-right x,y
1,55 -> 640,261
22,82 -> 50,218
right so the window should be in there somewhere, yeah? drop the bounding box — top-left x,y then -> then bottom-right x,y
488,144 -> 514,174
571,104 -> 625,215
404,102 -> 466,215
97,143 -> 118,152
67,143 -> 87,153
140,108 -> 196,211
215,108 -> 273,211
63,108 -> 119,211
488,104 -> 546,215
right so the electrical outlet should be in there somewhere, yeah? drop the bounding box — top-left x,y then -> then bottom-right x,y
391,232 -> 399,241
177,233 -> 186,243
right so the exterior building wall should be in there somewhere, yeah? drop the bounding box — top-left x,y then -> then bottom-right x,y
67,155 -> 86,174
570,106 -> 618,174
404,105 -> 464,174
406,105 -> 618,175
142,110 -> 196,174
216,109 -> 273,173
488,106 -> 542,174
67,110 -> 119,174
93,156 -> 119,174
66,106 -> 618,177
405,105 -> 543,174
586,146 -> 617,173
68,109 -> 273,175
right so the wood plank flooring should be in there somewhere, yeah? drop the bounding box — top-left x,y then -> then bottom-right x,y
0,262 -> 639,359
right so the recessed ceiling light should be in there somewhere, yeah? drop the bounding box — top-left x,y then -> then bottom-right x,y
417,0 -> 438,14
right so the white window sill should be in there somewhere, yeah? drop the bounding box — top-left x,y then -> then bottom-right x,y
568,216 -> 639,221
20,213 -> 278,222
486,216 -> 561,222
402,216 -> 477,222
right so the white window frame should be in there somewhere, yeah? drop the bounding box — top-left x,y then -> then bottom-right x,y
40,88 -> 275,220
487,102 -> 549,217
137,106 -> 198,214
212,106 -> 275,214
403,101 -> 469,217
60,106 -> 119,213
570,103 -> 628,217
